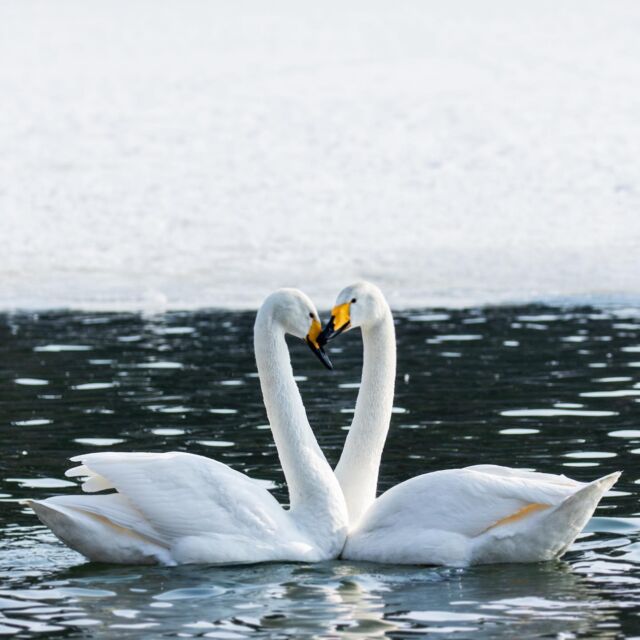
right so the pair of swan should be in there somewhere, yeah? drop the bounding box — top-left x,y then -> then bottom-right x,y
27,283 -> 619,566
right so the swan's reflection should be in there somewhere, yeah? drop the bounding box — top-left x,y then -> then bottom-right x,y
0,545 -> 631,638
306,561 -> 617,638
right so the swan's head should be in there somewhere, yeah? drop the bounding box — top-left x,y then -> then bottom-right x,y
260,288 -> 333,370
318,281 -> 388,344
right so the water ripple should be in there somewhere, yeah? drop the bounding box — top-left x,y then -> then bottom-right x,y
501,408 -> 618,417
1,305 -> 639,638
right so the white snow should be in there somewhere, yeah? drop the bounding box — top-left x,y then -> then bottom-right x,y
1,0 -> 639,311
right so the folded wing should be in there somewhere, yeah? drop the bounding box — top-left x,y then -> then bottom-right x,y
65,451 -> 289,542
30,451 -> 307,564
343,466 -> 618,565
359,466 -> 581,538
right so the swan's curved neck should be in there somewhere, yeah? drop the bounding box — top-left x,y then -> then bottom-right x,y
254,309 -> 345,535
334,307 -> 396,526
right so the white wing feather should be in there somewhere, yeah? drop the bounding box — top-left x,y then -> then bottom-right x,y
343,466 -> 618,566
357,466 -> 582,538
66,452 -> 292,545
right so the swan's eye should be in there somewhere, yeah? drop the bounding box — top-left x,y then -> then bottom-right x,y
351,298 -> 357,303
309,312 -> 314,319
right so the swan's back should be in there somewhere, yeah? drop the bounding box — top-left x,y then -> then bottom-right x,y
342,466 -> 619,566
29,451 -> 317,565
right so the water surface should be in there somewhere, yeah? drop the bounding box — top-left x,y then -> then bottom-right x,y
1,306 -> 639,638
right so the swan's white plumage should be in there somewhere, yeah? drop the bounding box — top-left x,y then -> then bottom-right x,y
356,466 -> 577,539
27,494 -> 173,565
329,281 -> 620,566
342,466 -> 620,565
28,289 -> 348,565
31,451 -> 318,564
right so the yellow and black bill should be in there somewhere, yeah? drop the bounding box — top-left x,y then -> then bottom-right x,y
306,317 -> 333,370
317,302 -> 351,346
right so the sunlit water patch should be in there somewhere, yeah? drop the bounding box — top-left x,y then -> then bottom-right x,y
1,305 -> 639,638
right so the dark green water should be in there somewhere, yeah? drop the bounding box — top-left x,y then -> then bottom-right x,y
1,306 -> 639,638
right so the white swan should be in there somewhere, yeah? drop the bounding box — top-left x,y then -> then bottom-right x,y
319,281 -> 620,566
27,289 -> 348,565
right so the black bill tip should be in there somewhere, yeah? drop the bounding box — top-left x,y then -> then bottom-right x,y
306,336 -> 333,370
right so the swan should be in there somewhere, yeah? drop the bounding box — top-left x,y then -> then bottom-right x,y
26,289 -> 348,565
318,281 -> 620,566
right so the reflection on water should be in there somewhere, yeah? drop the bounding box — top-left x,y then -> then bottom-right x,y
0,306 -> 639,638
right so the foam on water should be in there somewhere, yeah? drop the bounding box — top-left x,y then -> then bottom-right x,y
1,0 -> 639,311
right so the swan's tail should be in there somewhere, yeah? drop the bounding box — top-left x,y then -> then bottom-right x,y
25,495 -> 172,565
472,471 -> 620,564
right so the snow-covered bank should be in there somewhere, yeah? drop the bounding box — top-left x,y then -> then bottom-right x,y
1,1 -> 639,311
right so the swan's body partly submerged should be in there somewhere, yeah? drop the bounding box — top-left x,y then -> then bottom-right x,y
320,281 -> 619,566
343,464 -> 618,566
28,289 -> 347,565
